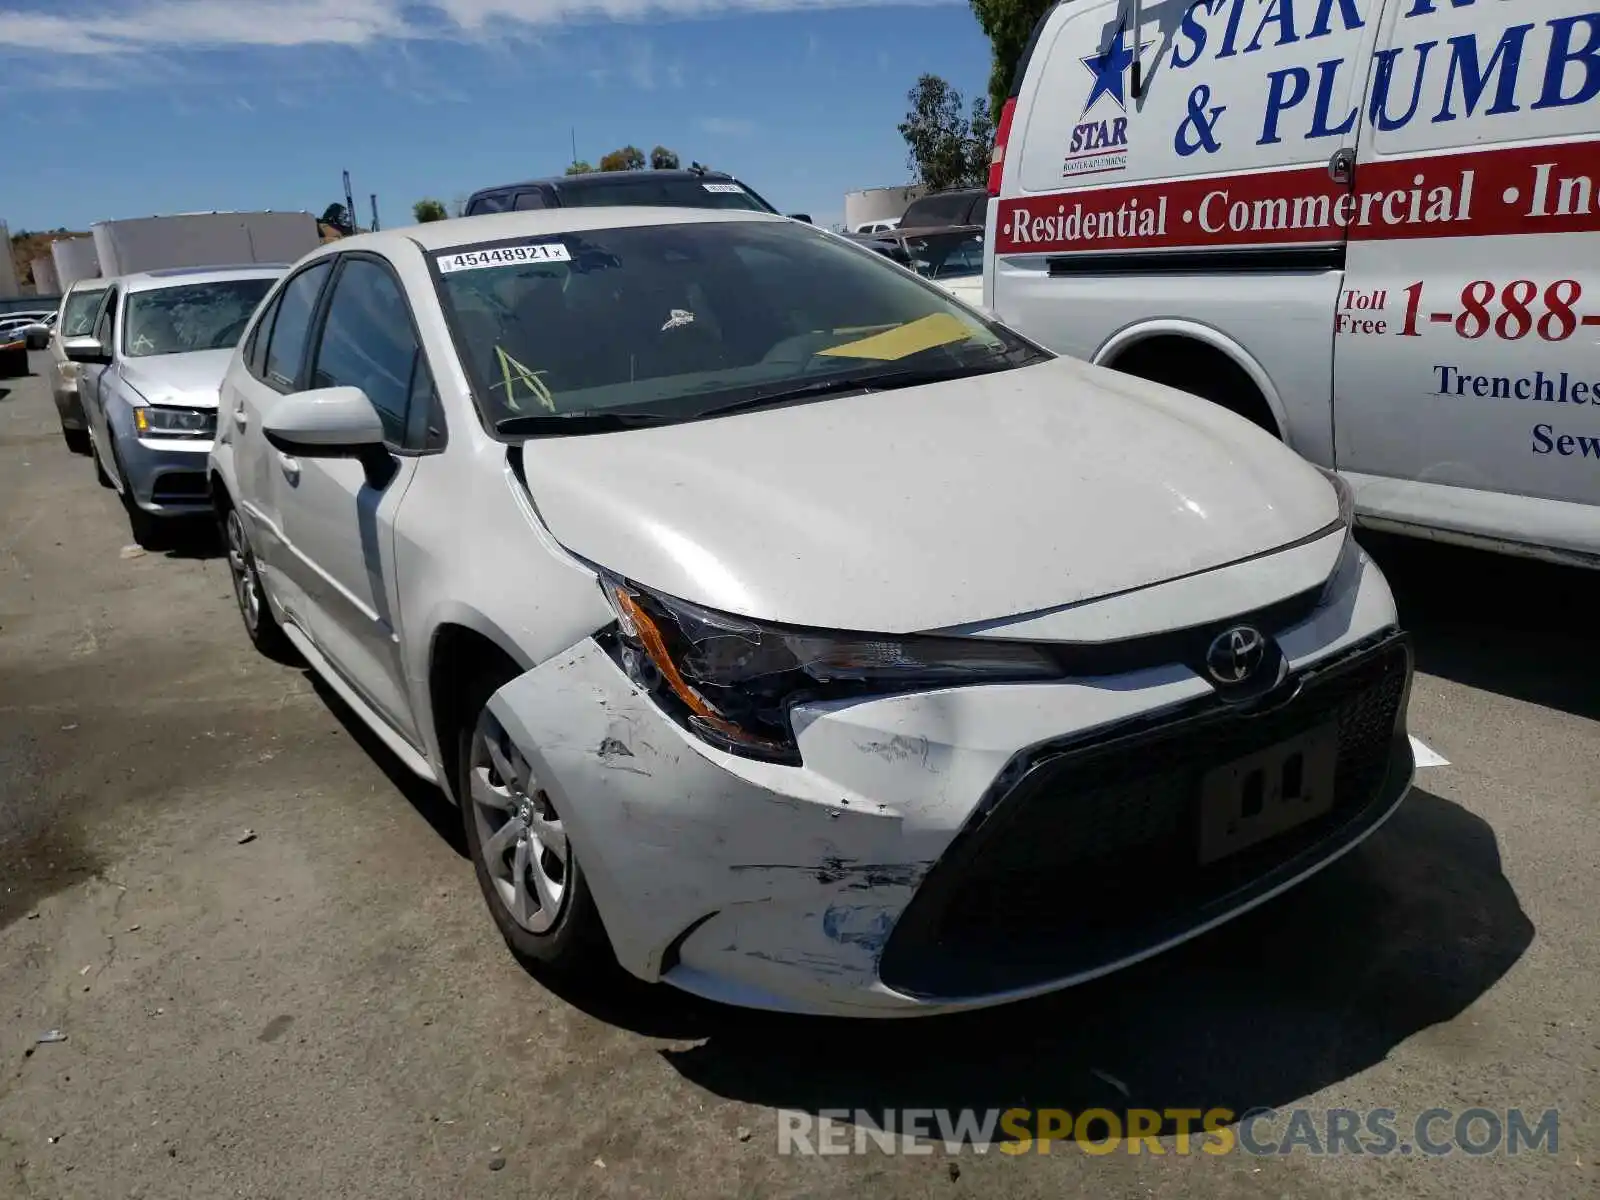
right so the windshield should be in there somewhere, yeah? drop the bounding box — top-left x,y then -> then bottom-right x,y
903,230 -> 984,281
61,290 -> 106,337
123,278 -> 276,358
433,220 -> 1043,430
555,178 -> 775,213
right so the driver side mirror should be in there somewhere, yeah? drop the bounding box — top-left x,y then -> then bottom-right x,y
63,336 -> 111,366
262,386 -> 395,487
786,213 -> 813,224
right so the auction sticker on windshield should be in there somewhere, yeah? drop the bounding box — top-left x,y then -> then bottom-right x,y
702,183 -> 744,194
437,243 -> 571,273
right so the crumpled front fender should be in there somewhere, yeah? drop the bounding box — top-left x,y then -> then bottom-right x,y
486,637 -> 935,1010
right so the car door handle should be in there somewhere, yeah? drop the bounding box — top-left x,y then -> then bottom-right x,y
277,452 -> 300,484
233,407 -> 248,429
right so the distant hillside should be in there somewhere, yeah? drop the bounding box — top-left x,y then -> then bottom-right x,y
9,229 -> 90,290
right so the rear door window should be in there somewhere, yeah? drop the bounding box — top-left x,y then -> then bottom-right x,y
262,260 -> 332,391
466,191 -> 511,216
92,287 -> 119,350
309,257 -> 421,446
554,178 -> 775,212
60,287 -> 107,338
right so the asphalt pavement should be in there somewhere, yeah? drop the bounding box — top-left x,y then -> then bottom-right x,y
1,354 -> 1595,1199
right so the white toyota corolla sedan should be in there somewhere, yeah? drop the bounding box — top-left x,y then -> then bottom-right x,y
208,208 -> 1414,1017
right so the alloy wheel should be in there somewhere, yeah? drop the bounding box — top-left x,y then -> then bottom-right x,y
224,509 -> 260,634
469,711 -> 568,935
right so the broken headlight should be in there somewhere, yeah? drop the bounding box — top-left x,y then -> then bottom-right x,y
598,576 -> 1061,764
1318,466 -> 1355,532
1315,466 -> 1360,607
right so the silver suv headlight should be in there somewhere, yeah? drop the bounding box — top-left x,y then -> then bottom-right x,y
133,405 -> 216,439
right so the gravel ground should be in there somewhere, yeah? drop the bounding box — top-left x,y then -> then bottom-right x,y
1,355 -> 1595,1199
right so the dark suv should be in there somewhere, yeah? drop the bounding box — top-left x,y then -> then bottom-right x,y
898,187 -> 988,230
464,169 -> 783,217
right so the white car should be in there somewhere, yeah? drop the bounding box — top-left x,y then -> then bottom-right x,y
70,265 -> 284,545
49,281 -> 110,453
209,207 -> 1414,1017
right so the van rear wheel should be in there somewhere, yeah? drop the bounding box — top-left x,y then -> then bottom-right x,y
1111,336 -> 1280,439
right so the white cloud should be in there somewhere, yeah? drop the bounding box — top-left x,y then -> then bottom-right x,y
0,0 -> 960,56
0,0 -> 404,54
698,116 -> 756,136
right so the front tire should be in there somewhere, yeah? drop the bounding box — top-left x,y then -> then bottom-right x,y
111,440 -> 162,549
222,504 -> 294,661
61,425 -> 90,455
90,430 -> 113,488
458,670 -> 611,979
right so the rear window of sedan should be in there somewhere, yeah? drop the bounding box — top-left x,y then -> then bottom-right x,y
554,177 -> 775,213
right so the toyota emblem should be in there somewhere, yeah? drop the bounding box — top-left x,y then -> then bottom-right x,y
1205,626 -> 1267,686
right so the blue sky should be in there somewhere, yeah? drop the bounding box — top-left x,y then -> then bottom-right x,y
0,0 -> 992,233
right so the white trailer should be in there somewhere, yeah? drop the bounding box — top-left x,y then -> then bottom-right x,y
50,236 -> 101,289
29,255 -> 60,294
0,221 -> 19,298
91,211 -> 320,277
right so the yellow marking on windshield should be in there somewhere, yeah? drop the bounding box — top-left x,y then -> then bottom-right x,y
817,312 -> 975,361
492,345 -> 556,413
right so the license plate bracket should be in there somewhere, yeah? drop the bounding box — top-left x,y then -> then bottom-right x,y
1197,723 -> 1339,865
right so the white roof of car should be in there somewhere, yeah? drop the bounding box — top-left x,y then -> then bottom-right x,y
116,263 -> 290,294
331,206 -> 788,258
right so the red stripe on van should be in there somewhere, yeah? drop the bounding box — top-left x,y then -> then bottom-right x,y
994,139 -> 1600,256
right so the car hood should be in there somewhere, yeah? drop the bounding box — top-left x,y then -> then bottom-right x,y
520,357 -> 1340,634
119,349 -> 233,409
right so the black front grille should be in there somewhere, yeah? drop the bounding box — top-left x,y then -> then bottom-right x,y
879,634 -> 1413,999
150,472 -> 209,503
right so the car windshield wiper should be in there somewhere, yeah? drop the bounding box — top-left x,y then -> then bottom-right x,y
494,345 -> 1036,436
686,355 -> 1014,420
494,410 -> 683,437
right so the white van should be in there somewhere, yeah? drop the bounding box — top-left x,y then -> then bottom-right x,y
986,0 -> 1599,567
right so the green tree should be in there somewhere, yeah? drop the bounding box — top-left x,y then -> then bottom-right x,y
565,160 -> 594,175
598,145 -> 646,172
969,0 -> 1053,121
649,145 -> 680,170
898,74 -> 991,191
412,198 -> 449,223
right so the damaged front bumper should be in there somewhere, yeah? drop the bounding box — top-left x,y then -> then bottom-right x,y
488,550 -> 1414,1017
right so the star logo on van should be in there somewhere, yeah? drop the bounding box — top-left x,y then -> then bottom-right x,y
1079,29 -> 1151,116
